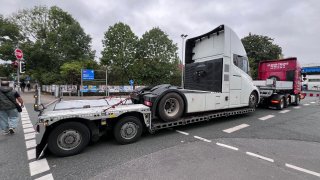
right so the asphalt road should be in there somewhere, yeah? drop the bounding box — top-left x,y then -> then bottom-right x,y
1,92 -> 320,180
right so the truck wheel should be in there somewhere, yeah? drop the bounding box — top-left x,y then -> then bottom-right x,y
248,92 -> 258,108
276,98 -> 285,110
293,94 -> 300,106
48,122 -> 90,157
158,92 -> 184,121
114,116 -> 143,144
284,95 -> 290,108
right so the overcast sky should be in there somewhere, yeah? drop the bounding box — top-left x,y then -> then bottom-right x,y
1,0 -> 319,65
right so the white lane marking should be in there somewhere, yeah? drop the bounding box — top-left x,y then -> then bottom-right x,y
286,163 -> 320,177
35,173 -> 54,180
23,127 -> 35,133
310,102 -> 316,104
29,159 -> 50,176
223,124 -> 250,133
279,110 -> 291,114
246,152 -> 274,163
194,136 -> 211,142
216,142 -> 239,151
26,139 -> 36,149
293,106 -> 301,109
27,149 -> 36,160
22,121 -> 32,125
258,115 -> 275,121
23,123 -> 34,129
24,132 -> 36,140
303,104 -> 310,106
21,118 -> 31,122
176,130 -> 189,135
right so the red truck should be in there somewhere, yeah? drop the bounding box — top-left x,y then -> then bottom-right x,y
253,57 -> 303,109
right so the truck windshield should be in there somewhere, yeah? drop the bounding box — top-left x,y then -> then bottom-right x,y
233,54 -> 250,75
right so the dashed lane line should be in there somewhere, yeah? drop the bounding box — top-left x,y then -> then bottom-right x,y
293,106 -> 301,109
216,142 -> 239,151
21,107 -> 54,180
310,102 -> 316,104
246,152 -> 274,163
194,136 -> 212,142
258,115 -> 275,121
285,163 -> 320,177
279,110 -> 290,114
223,124 -> 250,133
303,104 -> 310,106
175,130 -> 189,135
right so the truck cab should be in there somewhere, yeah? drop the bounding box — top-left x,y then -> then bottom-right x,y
133,25 -> 259,121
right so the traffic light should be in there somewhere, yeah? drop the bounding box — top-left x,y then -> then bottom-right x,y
20,61 -> 26,73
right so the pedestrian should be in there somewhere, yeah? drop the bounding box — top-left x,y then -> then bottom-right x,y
27,83 -> 31,91
0,81 -> 24,135
21,81 -> 26,92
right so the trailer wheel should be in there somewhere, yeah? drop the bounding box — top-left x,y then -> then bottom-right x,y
158,92 -> 185,121
293,94 -> 300,106
276,97 -> 285,110
48,122 -> 90,157
114,116 -> 143,144
248,92 -> 258,108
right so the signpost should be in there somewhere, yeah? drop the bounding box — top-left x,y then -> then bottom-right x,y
14,48 -> 23,91
82,69 -> 95,80
129,79 -> 134,91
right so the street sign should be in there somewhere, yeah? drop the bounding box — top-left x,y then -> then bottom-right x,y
129,79 -> 134,85
82,69 -> 94,80
15,49 -> 23,60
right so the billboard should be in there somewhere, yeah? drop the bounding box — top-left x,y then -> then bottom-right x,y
82,69 -> 94,80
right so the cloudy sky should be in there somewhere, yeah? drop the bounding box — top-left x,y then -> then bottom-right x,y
1,0 -> 319,65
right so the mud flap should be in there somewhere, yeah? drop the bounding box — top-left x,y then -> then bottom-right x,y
36,143 -> 48,160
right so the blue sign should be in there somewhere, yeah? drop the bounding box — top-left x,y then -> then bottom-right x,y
82,69 -> 94,80
129,79 -> 134,85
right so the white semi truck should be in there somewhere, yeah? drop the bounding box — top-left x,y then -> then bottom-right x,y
33,25 -> 259,158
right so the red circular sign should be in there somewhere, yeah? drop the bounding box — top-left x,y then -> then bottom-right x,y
15,48 -> 23,60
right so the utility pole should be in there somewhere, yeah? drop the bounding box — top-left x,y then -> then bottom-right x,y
181,34 -> 188,88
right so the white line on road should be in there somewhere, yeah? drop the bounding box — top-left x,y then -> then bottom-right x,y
286,163 -> 320,177
24,132 -> 35,140
22,121 -> 32,125
29,159 -> 50,176
223,124 -> 250,133
23,127 -> 35,134
23,123 -> 34,129
26,139 -> 36,149
279,110 -> 291,114
310,102 -> 316,104
293,106 -> 301,109
258,115 -> 275,121
216,142 -> 238,151
194,136 -> 211,142
27,148 -> 36,160
35,173 -> 54,180
176,130 -> 189,135
303,104 -> 310,106
246,152 -> 274,163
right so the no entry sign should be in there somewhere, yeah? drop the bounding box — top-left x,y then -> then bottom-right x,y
15,48 -> 23,60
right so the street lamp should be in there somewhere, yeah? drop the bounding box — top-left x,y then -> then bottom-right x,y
181,34 -> 188,88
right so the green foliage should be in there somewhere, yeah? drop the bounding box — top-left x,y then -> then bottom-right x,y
242,33 -> 282,79
11,6 -> 95,84
136,27 -> 180,86
100,22 -> 138,84
60,60 -> 99,84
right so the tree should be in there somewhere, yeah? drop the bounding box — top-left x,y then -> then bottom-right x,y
11,6 -> 95,84
241,33 -> 282,79
100,22 -> 138,85
136,27 -> 180,86
60,60 -> 99,85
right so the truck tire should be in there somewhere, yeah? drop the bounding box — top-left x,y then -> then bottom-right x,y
293,94 -> 300,106
157,92 -> 185,122
276,97 -> 285,110
48,122 -> 90,157
248,92 -> 258,108
114,116 -> 143,144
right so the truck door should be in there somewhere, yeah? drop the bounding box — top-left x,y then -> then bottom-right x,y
229,54 -> 244,106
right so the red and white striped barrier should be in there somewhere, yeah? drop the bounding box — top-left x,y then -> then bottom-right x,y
301,92 -> 320,98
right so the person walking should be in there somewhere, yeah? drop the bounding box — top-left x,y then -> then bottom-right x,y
0,81 -> 24,135
21,81 -> 26,92
26,83 -> 31,91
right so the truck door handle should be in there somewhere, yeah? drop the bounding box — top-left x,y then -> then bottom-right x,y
233,75 -> 241,77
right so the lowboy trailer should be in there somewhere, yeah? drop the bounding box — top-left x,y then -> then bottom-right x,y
34,25 -> 259,158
